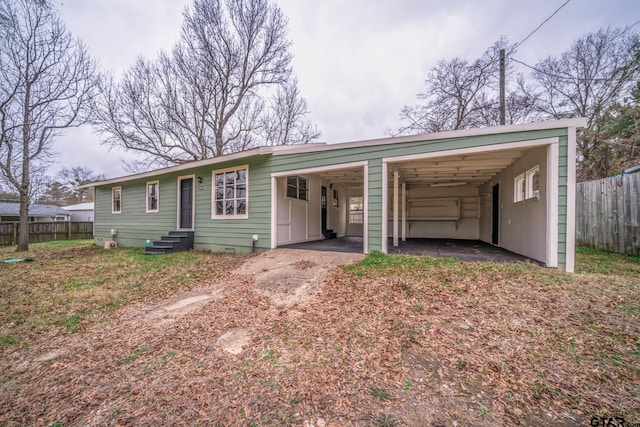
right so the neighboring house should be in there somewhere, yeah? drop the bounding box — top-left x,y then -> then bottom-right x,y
62,202 -> 95,222
86,118 -> 586,272
0,202 -> 71,222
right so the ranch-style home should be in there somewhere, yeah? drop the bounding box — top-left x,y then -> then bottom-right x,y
87,118 -> 586,272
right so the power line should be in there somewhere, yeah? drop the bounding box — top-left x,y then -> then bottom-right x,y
511,0 -> 571,53
510,57 -> 636,82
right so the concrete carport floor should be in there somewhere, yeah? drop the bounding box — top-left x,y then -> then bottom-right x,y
281,236 -> 542,265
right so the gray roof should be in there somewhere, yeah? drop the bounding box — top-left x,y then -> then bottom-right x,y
62,202 -> 94,211
0,202 -> 71,217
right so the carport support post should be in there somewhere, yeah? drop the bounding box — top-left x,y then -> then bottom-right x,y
393,170 -> 399,247
402,182 -> 406,242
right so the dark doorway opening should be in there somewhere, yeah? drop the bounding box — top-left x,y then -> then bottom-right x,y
492,183 -> 500,245
179,177 -> 194,230
321,185 -> 327,231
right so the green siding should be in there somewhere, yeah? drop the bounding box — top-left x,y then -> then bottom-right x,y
94,126 -> 574,270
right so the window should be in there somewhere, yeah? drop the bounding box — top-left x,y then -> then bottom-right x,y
514,174 -> 525,202
54,216 -> 67,221
514,164 -> 541,202
525,165 -> 540,199
349,196 -> 364,224
286,176 -> 308,201
213,166 -> 248,218
332,189 -> 339,207
112,186 -> 122,213
146,181 -> 159,213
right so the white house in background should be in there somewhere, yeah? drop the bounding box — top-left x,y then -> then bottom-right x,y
62,202 -> 95,222
0,202 -> 71,222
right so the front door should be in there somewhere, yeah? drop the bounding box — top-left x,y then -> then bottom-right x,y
492,183 -> 499,245
179,177 -> 194,230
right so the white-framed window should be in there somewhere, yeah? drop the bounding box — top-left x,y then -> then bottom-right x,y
212,165 -> 248,219
146,180 -> 159,213
112,186 -> 122,214
525,165 -> 540,199
514,174 -> 525,203
286,176 -> 308,201
349,196 -> 364,224
54,216 -> 67,221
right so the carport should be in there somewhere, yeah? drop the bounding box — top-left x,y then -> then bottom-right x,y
382,137 -> 559,267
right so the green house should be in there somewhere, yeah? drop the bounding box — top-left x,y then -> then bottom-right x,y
87,118 -> 586,272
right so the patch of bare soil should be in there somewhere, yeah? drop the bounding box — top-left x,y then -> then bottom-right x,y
234,248 -> 364,306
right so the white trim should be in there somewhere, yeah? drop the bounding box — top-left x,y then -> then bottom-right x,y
85,119 -> 586,189
382,137 -> 559,164
111,186 -> 122,214
363,163 -> 369,253
176,174 -> 196,231
565,128 -> 577,272
145,180 -> 159,213
211,165 -> 249,220
271,176 -> 277,249
393,171 -> 399,247
546,143 -> 559,268
382,161 -> 388,253
268,118 -> 587,157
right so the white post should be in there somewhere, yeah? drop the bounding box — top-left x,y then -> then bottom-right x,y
393,170 -> 399,247
402,182 -> 406,242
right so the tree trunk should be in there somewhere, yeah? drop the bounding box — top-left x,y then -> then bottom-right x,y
17,188 -> 29,251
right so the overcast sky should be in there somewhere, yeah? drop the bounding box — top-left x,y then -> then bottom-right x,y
54,0 -> 638,178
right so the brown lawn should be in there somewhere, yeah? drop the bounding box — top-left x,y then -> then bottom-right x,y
0,240 -> 638,426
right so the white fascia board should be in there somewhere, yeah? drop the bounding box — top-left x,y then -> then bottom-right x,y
81,147 -> 274,188
382,137 -> 559,164
270,118 -> 587,157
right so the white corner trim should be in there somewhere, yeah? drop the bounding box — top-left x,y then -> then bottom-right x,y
546,143 -> 559,268
381,161 -> 388,254
271,176 -> 277,248
363,163 -> 369,254
565,128 -> 577,272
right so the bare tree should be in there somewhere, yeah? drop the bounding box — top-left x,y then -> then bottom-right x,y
261,78 -> 321,146
393,39 -> 540,136
0,0 -> 96,251
530,27 -> 640,180
92,0 -> 318,169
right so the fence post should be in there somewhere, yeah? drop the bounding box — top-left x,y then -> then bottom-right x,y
68,220 -> 71,240
13,222 -> 17,244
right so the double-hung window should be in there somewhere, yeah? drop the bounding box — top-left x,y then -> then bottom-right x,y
349,196 -> 364,224
112,186 -> 122,214
213,166 -> 248,219
146,181 -> 159,213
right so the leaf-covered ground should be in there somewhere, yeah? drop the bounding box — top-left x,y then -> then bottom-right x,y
0,241 -> 638,426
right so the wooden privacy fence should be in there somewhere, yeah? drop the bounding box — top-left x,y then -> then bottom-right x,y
0,221 -> 93,245
576,173 -> 640,256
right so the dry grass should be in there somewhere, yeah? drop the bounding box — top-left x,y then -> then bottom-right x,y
0,241 -> 638,426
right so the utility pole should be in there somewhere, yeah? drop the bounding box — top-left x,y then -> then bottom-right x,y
499,49 -> 505,125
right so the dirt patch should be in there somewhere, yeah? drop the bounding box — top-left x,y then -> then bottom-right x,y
233,249 -> 364,306
146,286 -> 226,324
216,328 -> 253,355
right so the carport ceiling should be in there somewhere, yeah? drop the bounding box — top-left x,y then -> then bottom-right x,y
317,167 -> 364,186
392,147 -> 529,186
